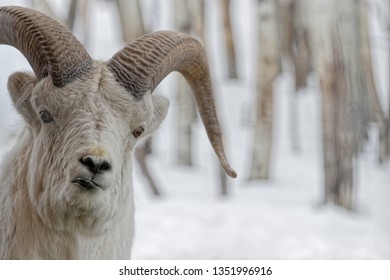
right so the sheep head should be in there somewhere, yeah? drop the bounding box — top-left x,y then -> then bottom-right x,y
6,65 -> 167,234
0,6 -> 236,233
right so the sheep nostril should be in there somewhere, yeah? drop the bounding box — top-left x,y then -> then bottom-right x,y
80,156 -> 111,174
81,156 -> 94,170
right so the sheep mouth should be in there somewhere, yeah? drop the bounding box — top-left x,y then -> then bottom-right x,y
73,177 -> 100,190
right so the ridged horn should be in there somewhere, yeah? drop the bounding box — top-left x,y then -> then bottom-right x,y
0,6 -> 92,87
108,31 -> 237,178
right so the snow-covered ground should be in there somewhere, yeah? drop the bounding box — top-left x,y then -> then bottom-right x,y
0,0 -> 389,259
132,74 -> 390,259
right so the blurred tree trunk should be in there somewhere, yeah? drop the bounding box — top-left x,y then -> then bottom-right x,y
67,0 -> 78,31
135,138 -> 161,196
249,0 -> 281,180
358,0 -> 383,121
387,107 -> 390,159
189,0 -> 205,43
279,0 -> 311,152
279,1 -> 298,153
388,7 -> 390,160
174,0 -> 197,166
114,0 -> 145,43
220,0 -> 238,79
67,0 -> 90,46
387,116 -> 390,161
388,10 -> 390,159
293,0 -> 311,91
356,0 -> 389,161
308,0 -> 379,210
291,0 -> 312,152
279,0 -> 294,71
387,19 -> 390,160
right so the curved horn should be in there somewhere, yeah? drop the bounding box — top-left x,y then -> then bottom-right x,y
108,31 -> 237,178
0,6 -> 92,87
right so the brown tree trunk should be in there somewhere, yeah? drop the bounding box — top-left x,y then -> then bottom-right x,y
135,138 -> 161,196
249,82 -> 275,180
174,0 -> 196,166
114,0 -> 145,43
67,0 -> 90,46
356,0 -> 387,162
189,0 -> 206,43
291,10 -> 311,151
67,0 -> 78,31
220,0 -> 238,79
387,119 -> 390,159
279,0 -> 311,152
249,0 -> 281,180
309,0 -> 366,210
293,0 -> 311,90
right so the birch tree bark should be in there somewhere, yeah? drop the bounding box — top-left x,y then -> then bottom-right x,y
114,0 -> 145,43
67,0 -> 90,46
386,1 -> 390,159
387,1 -> 390,159
189,0 -> 205,43
308,0 -> 375,210
220,0 -> 238,79
361,0 -> 390,161
279,0 -> 310,152
135,138 -> 161,196
67,0 -> 78,31
249,0 -> 281,180
291,0 -> 312,152
293,0 -> 311,91
174,0 -> 196,166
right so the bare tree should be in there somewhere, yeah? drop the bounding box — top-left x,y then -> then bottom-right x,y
114,0 -> 145,43
249,0 -> 281,180
189,0 -> 206,43
356,0 -> 388,162
308,0 -> 382,210
220,0 -> 238,79
278,0 -> 311,152
135,138 -> 161,196
174,0 -> 197,166
67,0 -> 91,45
371,0 -> 390,160
316,0 -> 356,209
292,0 -> 311,91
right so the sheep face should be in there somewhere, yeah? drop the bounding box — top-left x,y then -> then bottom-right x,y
7,61 -> 169,234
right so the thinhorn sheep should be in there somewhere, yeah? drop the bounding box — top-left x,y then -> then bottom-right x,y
0,6 -> 236,259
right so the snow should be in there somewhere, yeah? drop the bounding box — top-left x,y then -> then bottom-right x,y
0,0 -> 389,259
131,76 -> 390,259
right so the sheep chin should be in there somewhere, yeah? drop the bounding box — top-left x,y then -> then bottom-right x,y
46,182 -> 116,235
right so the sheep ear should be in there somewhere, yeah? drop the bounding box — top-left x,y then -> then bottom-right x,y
7,72 -> 38,125
150,94 -> 169,131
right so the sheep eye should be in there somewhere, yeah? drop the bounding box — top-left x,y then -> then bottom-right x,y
39,110 -> 54,123
132,127 -> 144,138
